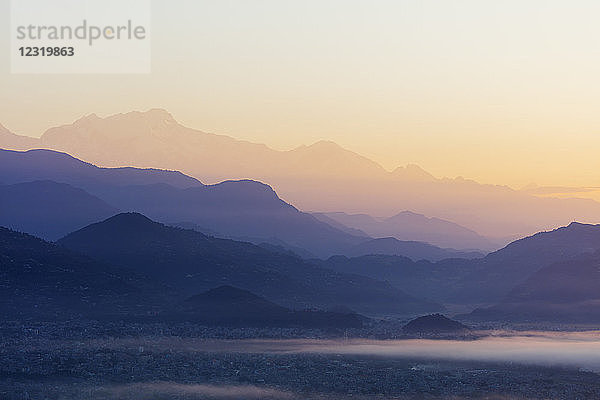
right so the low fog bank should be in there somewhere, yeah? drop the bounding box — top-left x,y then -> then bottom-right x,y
53,331 -> 600,372
6,333 -> 600,399
295,331 -> 600,372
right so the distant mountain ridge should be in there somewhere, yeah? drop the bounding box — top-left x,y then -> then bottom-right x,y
58,213 -> 443,315
2,109 -> 600,238
452,222 -> 600,302
0,180 -> 118,240
314,211 -> 498,251
0,226 -> 165,319
345,237 -> 483,261
318,222 -> 600,307
0,148 -> 366,257
0,148 -> 201,189
6,214 -> 598,323
0,148 -> 485,261
0,225 -> 365,326
468,250 -> 600,323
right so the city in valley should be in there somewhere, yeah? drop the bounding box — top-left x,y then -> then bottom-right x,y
2,1 -> 600,399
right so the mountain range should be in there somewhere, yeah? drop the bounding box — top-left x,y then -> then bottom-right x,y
0,148 -> 481,261
0,223 -> 373,326
5,213 -> 598,322
3,191 -> 599,322
57,213 -> 442,315
314,211 -> 498,251
3,113 -> 600,324
0,180 -> 118,240
0,148 -> 362,257
345,237 -> 483,261
317,222 -> 600,308
2,109 -> 600,239
0,226 -> 165,320
468,250 -> 600,323
449,222 -> 600,304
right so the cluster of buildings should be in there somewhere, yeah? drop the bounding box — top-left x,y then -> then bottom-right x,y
1,320 -> 599,399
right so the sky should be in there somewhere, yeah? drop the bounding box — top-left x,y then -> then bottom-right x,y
1,0 -> 599,189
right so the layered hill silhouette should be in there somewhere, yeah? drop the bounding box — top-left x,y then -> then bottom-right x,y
316,255 -> 476,305
0,227 -> 164,319
345,237 -> 483,261
0,147 -> 200,189
0,180 -> 118,240
0,148 -> 484,260
318,222 -> 600,306
94,179 -> 368,257
175,285 -> 363,328
314,211 -> 497,251
2,109 -> 600,239
0,149 -> 366,257
58,213 -> 442,315
468,250 -> 600,323
0,226 -> 367,326
448,222 -> 600,304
